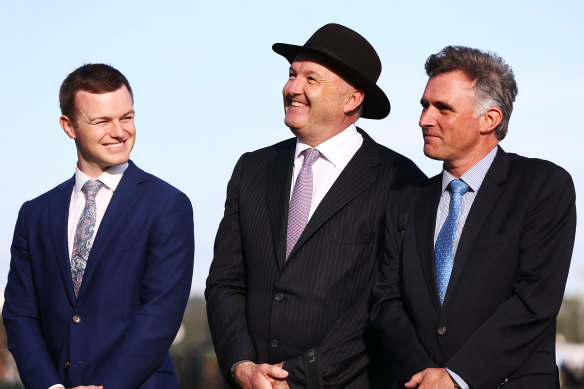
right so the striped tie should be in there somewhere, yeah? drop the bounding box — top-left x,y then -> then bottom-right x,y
286,149 -> 320,259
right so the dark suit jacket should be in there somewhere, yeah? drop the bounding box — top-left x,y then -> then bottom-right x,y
371,147 -> 577,389
2,161 -> 194,389
205,129 -> 425,388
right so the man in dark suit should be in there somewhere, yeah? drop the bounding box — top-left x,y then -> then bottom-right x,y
205,23 -> 425,389
371,46 -> 576,389
2,64 -> 194,389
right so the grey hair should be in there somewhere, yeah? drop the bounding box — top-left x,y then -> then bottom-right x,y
425,46 -> 518,140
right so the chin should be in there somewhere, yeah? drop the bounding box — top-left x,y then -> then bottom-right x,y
107,156 -> 130,166
285,119 -> 303,130
423,147 -> 442,161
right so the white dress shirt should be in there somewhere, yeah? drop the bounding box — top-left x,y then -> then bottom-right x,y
290,123 -> 363,219
67,163 -> 128,258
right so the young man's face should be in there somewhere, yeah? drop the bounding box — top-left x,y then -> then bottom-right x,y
61,85 -> 136,177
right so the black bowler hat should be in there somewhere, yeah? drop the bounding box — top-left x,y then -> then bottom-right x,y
272,23 -> 390,119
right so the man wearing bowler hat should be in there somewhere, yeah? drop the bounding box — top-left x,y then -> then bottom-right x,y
206,23 -> 425,388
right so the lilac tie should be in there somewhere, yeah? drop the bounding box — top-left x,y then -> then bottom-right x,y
435,178 -> 469,304
71,180 -> 103,297
286,149 -> 320,259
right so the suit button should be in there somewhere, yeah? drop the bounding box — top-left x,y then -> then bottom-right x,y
437,326 -> 447,336
72,315 -> 82,324
270,339 -> 279,348
64,361 -> 70,369
275,293 -> 283,301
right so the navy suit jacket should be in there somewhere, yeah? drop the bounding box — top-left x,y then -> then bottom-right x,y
3,161 -> 194,389
206,129 -> 425,388
371,148 -> 577,389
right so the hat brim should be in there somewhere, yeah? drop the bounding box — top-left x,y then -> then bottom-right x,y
273,43 -> 390,119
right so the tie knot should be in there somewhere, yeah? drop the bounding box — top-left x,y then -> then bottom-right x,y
302,149 -> 320,167
447,178 -> 469,195
82,180 -> 104,199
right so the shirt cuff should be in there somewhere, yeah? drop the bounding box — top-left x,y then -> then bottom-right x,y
48,385 -> 65,389
446,367 -> 469,389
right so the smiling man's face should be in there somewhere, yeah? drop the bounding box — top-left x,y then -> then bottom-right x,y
282,52 -> 357,146
60,85 -> 136,177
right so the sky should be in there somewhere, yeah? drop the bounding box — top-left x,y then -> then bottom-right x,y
0,0 -> 582,297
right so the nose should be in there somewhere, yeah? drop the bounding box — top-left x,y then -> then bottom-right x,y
419,107 -> 435,128
284,77 -> 303,96
110,120 -> 125,138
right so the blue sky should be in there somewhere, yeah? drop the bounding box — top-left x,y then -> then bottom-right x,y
0,0 -> 582,296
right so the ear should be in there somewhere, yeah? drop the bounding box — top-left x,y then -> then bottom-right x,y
479,106 -> 502,135
344,89 -> 365,114
60,115 -> 76,139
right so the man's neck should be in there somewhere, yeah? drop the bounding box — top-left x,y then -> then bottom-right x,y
445,141 -> 499,178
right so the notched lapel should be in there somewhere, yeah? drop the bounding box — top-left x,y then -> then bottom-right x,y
52,178 -> 76,306
415,176 -> 442,312
444,149 -> 509,306
266,140 -> 296,270
76,163 -> 148,299
286,133 -> 381,262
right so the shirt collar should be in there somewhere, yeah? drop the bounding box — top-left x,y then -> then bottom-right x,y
74,162 -> 129,194
441,146 -> 498,193
293,123 -> 361,167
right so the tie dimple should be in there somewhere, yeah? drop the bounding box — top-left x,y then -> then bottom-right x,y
71,180 -> 103,297
285,149 -> 320,260
435,178 -> 469,304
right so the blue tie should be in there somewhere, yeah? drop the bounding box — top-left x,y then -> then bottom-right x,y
435,178 -> 469,305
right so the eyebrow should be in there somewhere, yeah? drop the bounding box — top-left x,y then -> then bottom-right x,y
89,109 -> 135,122
420,98 -> 454,111
289,65 -> 325,80
435,101 -> 454,111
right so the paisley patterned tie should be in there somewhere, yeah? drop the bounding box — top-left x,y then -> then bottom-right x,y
435,178 -> 469,304
286,149 -> 320,260
71,180 -> 103,297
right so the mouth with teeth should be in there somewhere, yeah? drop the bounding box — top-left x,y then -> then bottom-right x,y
103,140 -> 126,149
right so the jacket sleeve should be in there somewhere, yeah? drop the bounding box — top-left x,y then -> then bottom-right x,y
3,203 -> 63,389
92,190 -> 194,388
282,285 -> 375,388
205,153 -> 258,381
370,192 -> 439,385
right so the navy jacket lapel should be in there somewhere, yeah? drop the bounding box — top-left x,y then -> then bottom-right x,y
286,129 -> 380,261
415,175 -> 442,312
51,177 -> 76,305
443,148 -> 509,305
266,139 -> 296,269
76,161 -> 148,299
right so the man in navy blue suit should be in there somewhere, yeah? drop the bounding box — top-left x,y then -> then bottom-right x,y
3,64 -> 194,389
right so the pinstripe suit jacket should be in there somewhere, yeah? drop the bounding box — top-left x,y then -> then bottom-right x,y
206,128 -> 425,388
